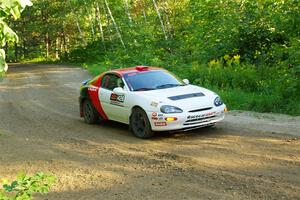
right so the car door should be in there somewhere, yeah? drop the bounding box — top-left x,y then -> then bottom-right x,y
99,73 -> 129,123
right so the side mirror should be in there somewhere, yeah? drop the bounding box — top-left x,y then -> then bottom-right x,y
113,87 -> 125,95
183,79 -> 190,85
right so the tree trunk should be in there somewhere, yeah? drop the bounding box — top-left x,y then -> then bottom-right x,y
142,9 -> 147,22
162,4 -> 174,38
66,37 -> 69,54
61,22 -> 69,58
23,40 -> 26,58
45,33 -> 49,59
68,0 -> 87,46
124,0 -> 132,23
90,16 -> 95,41
60,35 -> 64,58
55,37 -> 60,60
95,2 -> 105,43
14,42 -> 18,61
104,0 -> 126,48
104,3 -> 112,42
138,0 -> 147,22
164,9 -> 172,37
152,0 -> 168,40
75,19 -> 86,45
83,0 -> 95,41
4,43 -> 8,58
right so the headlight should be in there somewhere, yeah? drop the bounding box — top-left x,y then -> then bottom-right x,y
160,105 -> 183,113
214,96 -> 223,107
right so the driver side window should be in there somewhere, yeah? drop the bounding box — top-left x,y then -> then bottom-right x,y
101,74 -> 124,91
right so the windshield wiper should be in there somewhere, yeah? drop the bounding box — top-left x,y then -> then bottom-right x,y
156,84 -> 184,89
134,87 -> 156,91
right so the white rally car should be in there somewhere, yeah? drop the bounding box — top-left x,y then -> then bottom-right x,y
79,66 -> 227,138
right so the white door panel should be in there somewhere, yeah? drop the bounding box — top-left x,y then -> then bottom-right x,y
99,88 -> 129,124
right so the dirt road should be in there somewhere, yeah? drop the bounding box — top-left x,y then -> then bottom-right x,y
0,64 -> 299,200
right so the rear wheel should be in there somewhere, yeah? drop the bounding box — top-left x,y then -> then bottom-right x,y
130,107 -> 154,139
82,99 -> 98,124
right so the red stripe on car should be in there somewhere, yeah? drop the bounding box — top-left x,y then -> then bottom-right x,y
88,82 -> 109,120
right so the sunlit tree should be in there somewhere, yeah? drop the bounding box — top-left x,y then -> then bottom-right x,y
0,0 -> 32,73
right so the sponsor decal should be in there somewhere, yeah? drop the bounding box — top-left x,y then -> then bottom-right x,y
152,114 -> 164,121
152,112 -> 157,117
88,87 -> 97,92
150,101 -> 158,107
187,112 -> 216,120
154,122 -> 167,126
110,93 -> 125,107
127,73 -> 137,77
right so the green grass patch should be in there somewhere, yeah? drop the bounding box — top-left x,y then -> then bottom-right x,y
216,89 -> 300,116
20,57 -> 50,63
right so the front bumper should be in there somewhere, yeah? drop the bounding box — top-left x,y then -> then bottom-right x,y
147,104 -> 226,131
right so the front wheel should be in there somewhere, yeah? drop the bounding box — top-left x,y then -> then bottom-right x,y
130,107 -> 154,139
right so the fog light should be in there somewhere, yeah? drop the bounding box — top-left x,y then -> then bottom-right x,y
165,117 -> 177,121
224,107 -> 228,112
165,117 -> 177,122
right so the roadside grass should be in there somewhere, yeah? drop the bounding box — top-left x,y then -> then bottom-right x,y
20,57 -> 50,63
19,57 -> 83,68
215,89 -> 300,116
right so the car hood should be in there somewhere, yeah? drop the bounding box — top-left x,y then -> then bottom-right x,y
138,85 -> 217,111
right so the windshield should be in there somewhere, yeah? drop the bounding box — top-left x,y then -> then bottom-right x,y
124,70 -> 184,91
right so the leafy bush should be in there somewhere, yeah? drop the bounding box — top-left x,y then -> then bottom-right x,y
0,172 -> 55,200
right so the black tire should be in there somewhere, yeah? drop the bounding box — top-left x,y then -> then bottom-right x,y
130,107 -> 154,139
82,99 -> 98,124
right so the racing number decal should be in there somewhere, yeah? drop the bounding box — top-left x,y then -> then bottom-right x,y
110,93 -> 125,107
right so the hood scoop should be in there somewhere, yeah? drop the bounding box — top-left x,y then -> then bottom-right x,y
168,92 -> 205,101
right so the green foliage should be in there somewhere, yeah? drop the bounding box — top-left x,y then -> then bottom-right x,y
0,0 -> 32,72
0,172 -> 55,200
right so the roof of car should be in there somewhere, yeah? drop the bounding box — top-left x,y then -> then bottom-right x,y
110,66 -> 162,76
